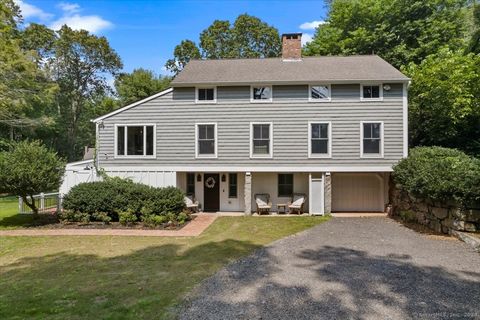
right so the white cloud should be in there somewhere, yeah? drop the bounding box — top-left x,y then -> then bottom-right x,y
299,20 -> 325,31
58,2 -> 81,13
49,14 -> 113,33
15,0 -> 53,21
301,33 -> 313,47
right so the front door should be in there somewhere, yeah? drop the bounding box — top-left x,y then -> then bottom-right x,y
203,173 -> 220,212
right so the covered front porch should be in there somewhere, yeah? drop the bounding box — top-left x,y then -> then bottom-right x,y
177,172 -> 327,215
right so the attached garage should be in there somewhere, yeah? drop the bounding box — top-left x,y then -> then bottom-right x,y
331,173 -> 387,212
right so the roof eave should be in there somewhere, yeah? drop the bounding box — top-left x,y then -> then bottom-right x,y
171,78 -> 411,87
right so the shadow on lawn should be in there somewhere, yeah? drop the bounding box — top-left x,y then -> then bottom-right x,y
180,245 -> 480,320
0,213 -> 58,229
0,239 -> 260,320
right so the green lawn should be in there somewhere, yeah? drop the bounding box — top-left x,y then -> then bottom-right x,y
0,215 -> 329,319
0,196 -> 36,229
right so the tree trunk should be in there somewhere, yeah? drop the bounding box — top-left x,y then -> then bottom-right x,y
22,195 -> 39,216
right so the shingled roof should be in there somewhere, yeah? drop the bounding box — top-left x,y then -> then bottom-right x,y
170,55 -> 410,87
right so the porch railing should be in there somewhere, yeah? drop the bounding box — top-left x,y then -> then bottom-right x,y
18,192 -> 62,214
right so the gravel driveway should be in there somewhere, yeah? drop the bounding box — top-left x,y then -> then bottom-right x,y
180,217 -> 480,320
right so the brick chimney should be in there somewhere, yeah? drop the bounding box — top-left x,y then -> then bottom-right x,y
282,33 -> 302,60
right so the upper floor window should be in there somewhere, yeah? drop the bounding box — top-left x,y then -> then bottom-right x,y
309,85 -> 331,102
361,122 -> 383,157
116,124 -> 155,157
229,173 -> 237,198
361,84 -> 383,101
309,122 -> 331,158
196,123 -> 217,158
186,173 -> 195,196
196,87 -> 216,103
250,122 -> 273,158
278,173 -> 294,197
251,86 -> 272,102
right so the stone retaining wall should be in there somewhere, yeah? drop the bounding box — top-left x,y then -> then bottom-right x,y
389,183 -> 480,234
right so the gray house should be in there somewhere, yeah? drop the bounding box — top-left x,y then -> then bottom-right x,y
85,33 -> 409,215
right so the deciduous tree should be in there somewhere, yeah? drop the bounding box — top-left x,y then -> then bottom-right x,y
166,14 -> 281,74
165,40 -> 201,75
114,68 -> 171,105
406,49 -> 480,156
303,0 -> 468,68
47,25 -> 122,160
0,140 -> 65,215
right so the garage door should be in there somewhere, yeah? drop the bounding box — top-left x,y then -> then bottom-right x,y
332,173 -> 384,212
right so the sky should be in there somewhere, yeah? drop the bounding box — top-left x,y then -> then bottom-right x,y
15,0 -> 329,76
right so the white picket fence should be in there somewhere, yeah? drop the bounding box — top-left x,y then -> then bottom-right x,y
18,192 -> 61,214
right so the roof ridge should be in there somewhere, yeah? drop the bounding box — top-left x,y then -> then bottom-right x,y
189,54 -> 380,63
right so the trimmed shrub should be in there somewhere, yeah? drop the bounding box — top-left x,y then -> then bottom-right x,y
119,210 -> 138,226
92,212 -> 112,224
59,210 -> 90,223
176,211 -> 189,225
141,187 -> 186,216
63,177 -> 187,225
393,147 -> 480,206
141,214 -> 167,228
62,177 -> 152,216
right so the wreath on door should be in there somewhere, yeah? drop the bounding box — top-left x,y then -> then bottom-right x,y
205,176 -> 216,188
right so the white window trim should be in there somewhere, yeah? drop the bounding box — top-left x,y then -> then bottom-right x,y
114,123 -> 156,159
195,87 -> 217,104
360,121 -> 384,158
308,121 -> 332,158
250,122 -> 273,158
360,83 -> 384,101
308,84 -> 332,102
250,85 -> 273,103
195,122 -> 218,159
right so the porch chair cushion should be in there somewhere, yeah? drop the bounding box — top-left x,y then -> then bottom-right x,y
289,195 -> 305,208
184,195 -> 198,208
255,194 -> 271,209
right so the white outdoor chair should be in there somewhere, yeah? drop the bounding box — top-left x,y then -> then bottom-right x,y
184,195 -> 199,212
255,193 -> 272,215
288,193 -> 307,214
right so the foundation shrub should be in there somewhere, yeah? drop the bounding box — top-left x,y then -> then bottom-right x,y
393,147 -> 480,206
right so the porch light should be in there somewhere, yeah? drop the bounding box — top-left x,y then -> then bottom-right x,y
221,174 -> 226,182
197,174 -> 202,182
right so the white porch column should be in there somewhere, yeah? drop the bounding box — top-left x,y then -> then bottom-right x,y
324,172 -> 332,214
244,172 -> 252,215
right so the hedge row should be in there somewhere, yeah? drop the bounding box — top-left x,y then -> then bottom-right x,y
61,177 -> 187,226
393,147 -> 480,206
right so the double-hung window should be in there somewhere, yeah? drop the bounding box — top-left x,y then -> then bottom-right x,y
196,123 -> 217,158
196,87 -> 216,103
361,84 -> 383,101
228,173 -> 237,198
250,122 -> 273,158
251,86 -> 272,102
309,122 -> 331,157
116,124 -> 155,157
361,122 -> 383,157
278,174 -> 293,197
309,85 -> 331,102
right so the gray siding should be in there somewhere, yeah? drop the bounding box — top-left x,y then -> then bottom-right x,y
98,83 -> 405,169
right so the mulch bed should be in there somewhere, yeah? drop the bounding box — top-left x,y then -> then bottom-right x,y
21,214 -> 194,231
